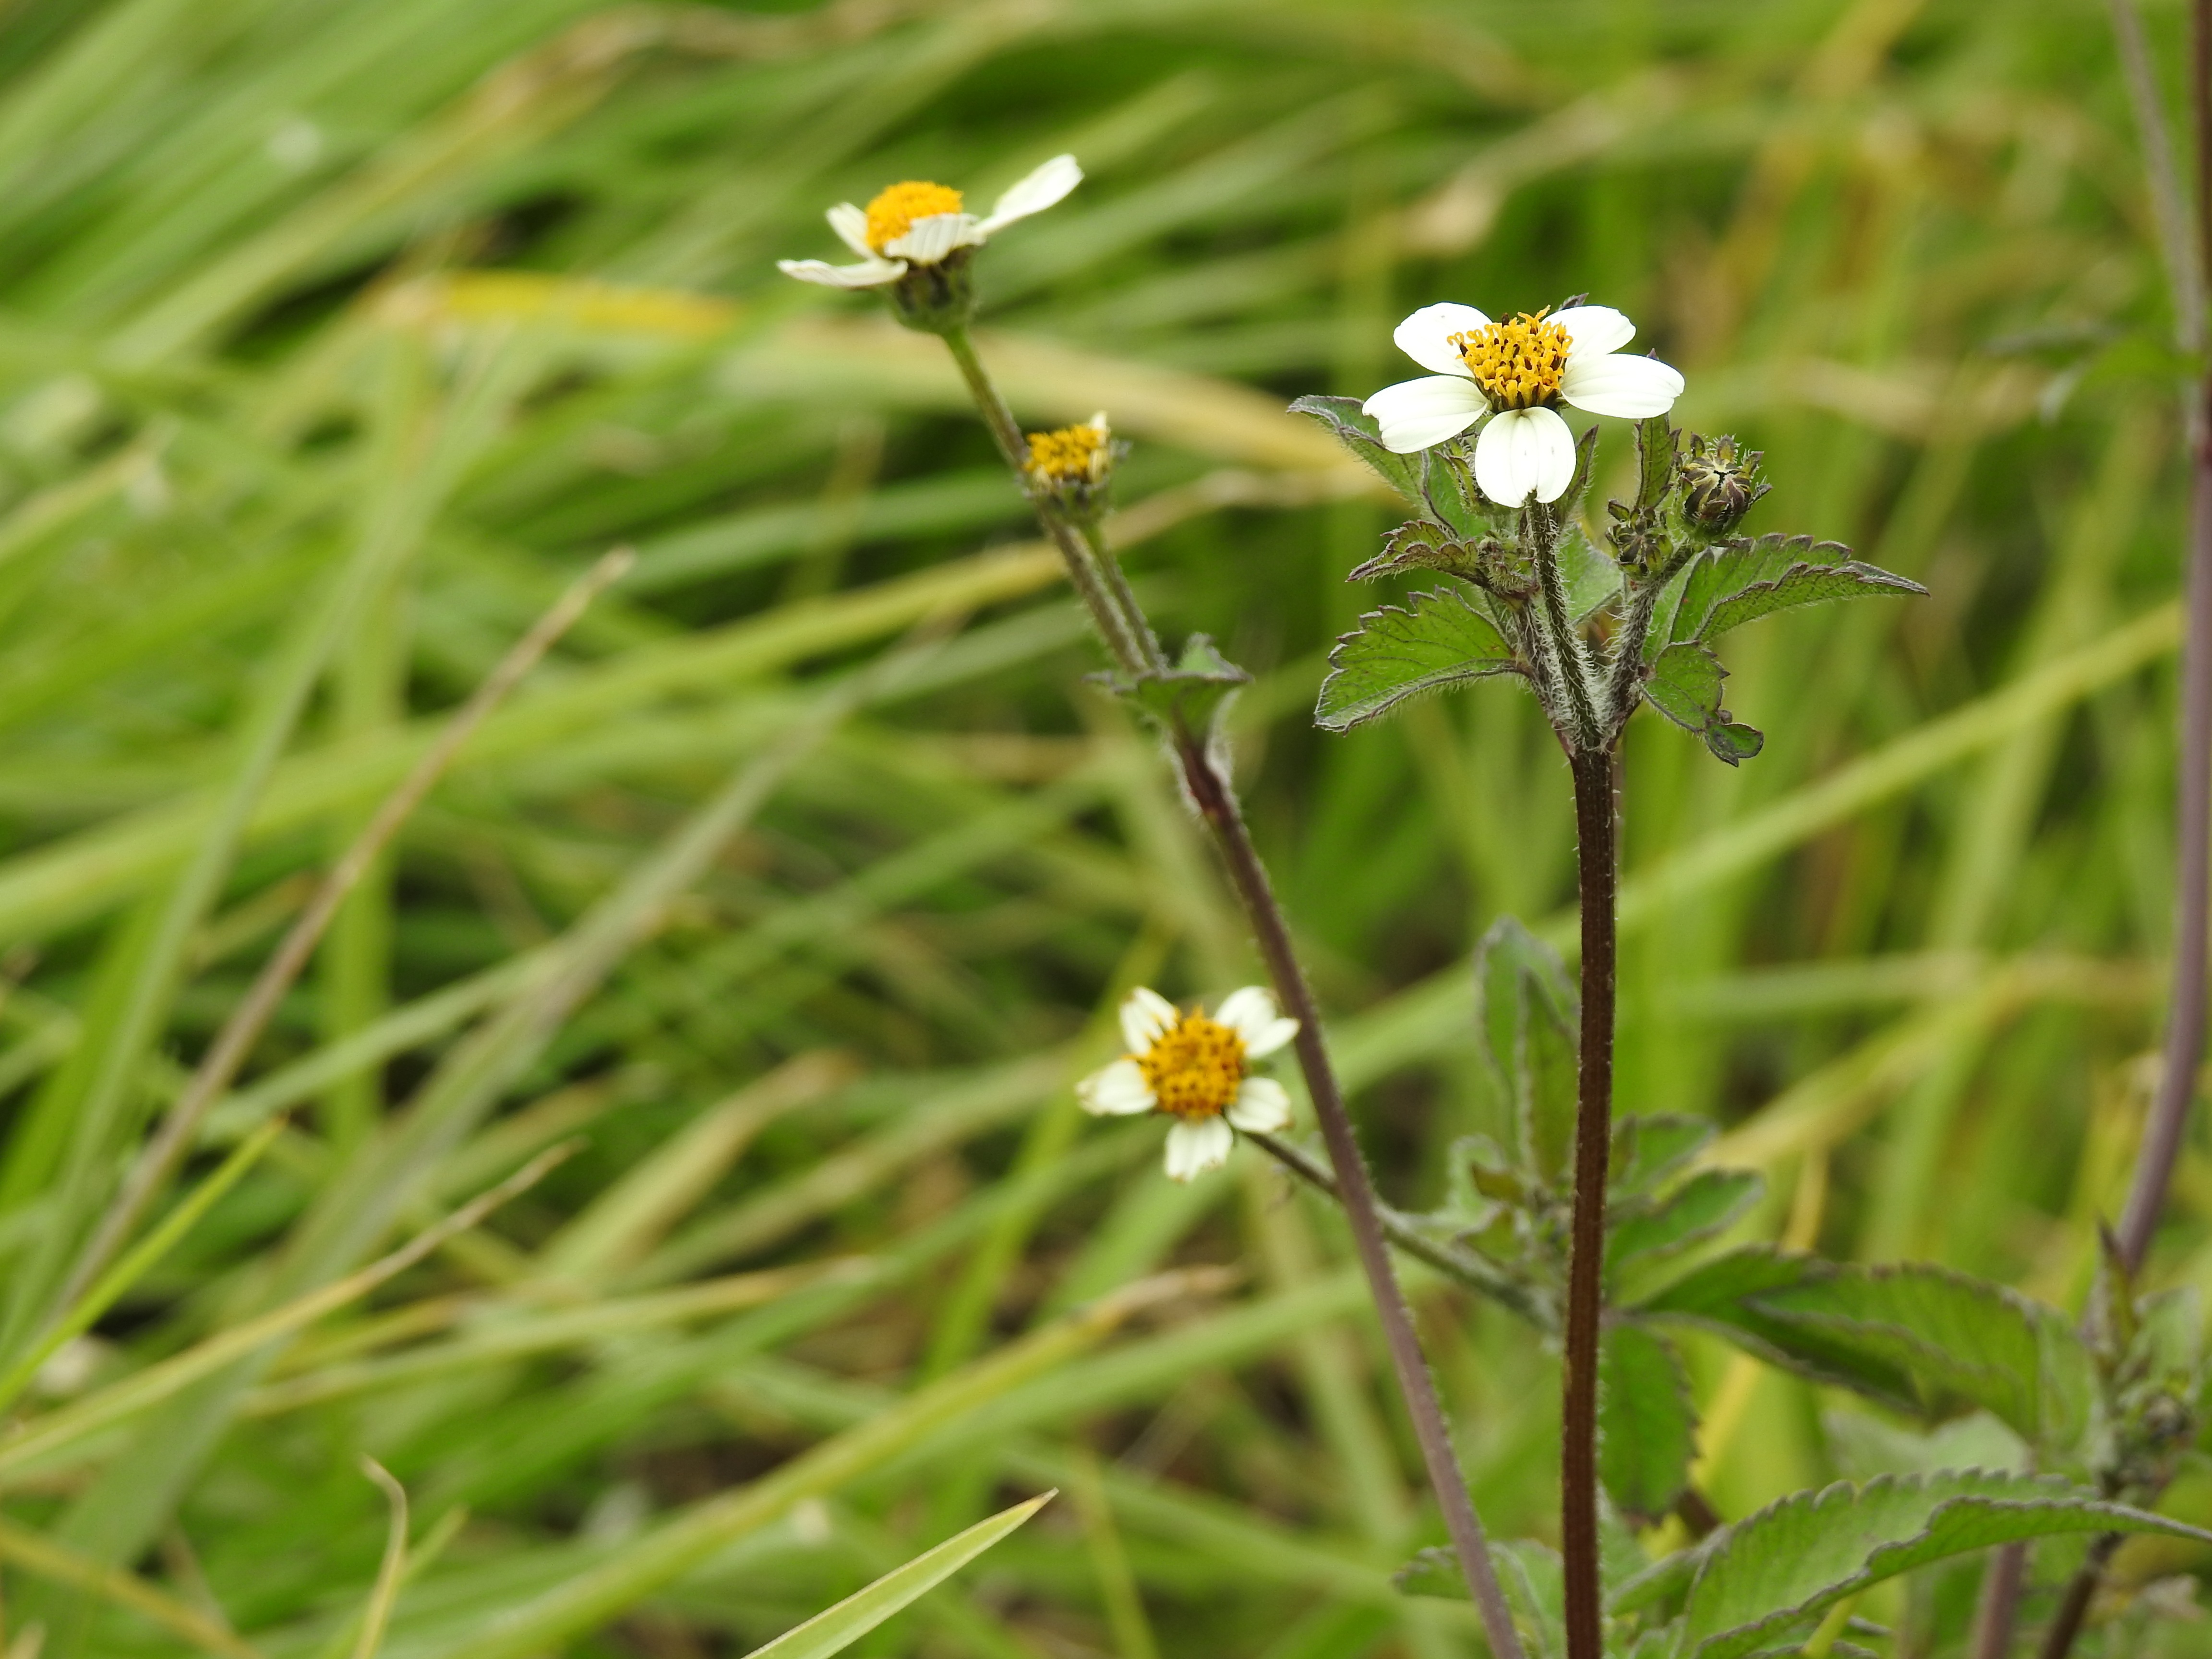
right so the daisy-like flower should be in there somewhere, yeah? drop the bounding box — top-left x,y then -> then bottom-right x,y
776,154 -> 1082,290
1077,986 -> 1299,1181
1361,303 -> 1685,506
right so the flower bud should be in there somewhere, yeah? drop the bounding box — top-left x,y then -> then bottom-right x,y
884,248 -> 977,335
1023,412 -> 1118,518
1679,433 -> 1769,535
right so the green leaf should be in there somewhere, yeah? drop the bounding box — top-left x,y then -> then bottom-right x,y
1632,1248 -> 1920,1413
1641,644 -> 1765,767
742,1492 -> 1052,1659
1473,916 -> 1578,1184
1634,414 -> 1679,514
1316,589 -> 1521,733
1659,534 -> 1925,650
1111,634 -> 1251,739
1562,522 -> 1623,622
1638,1470 -> 2212,1659
1607,1170 -> 1763,1276
1752,1264 -> 2094,1450
1600,1323 -> 1697,1527
1290,395 -> 1422,506
1610,1117 -> 1715,1201
1347,519 -> 1486,584
1396,1539 -> 1565,1659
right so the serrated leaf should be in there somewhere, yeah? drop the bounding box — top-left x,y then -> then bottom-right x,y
1349,518 -> 1484,583
1641,644 -> 1763,767
1316,588 -> 1521,733
1635,414 -> 1678,513
1473,916 -> 1578,1184
1660,1470 -> 2212,1659
1110,633 -> 1250,737
1397,1540 -> 1565,1659
745,1492 -> 1051,1659
1290,394 -> 1422,506
1632,1248 -> 1920,1413
1608,1170 -> 1763,1276
1752,1264 -> 2094,1451
1659,534 -> 1924,649
1562,522 -> 1623,622
1610,1117 -> 1715,1201
1600,1323 -> 1698,1527
1421,445 -> 1496,540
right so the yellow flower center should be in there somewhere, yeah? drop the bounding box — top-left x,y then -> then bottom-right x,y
1454,311 -> 1572,410
864,180 -> 964,252
1136,1012 -> 1249,1119
1024,422 -> 1108,486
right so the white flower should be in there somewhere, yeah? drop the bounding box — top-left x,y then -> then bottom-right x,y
1076,985 -> 1299,1181
1360,302 -> 1685,505
777,155 -> 1082,289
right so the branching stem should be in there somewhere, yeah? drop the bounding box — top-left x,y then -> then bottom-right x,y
937,328 -> 1527,1659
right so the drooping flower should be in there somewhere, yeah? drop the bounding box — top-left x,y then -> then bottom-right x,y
1077,986 -> 1299,1181
776,155 -> 1082,290
1361,303 -> 1684,505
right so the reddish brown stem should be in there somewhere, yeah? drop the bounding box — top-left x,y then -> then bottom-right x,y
1175,731 -> 1527,1659
1562,746 -> 1618,1659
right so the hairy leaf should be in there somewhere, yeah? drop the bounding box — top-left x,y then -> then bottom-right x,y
1752,1264 -> 2094,1450
1562,523 -> 1622,623
1610,1117 -> 1715,1201
1397,1540 -> 1565,1658
1608,1169 -> 1763,1276
1600,1322 -> 1697,1527
1473,916 -> 1578,1183
1348,519 -> 1484,584
1633,1248 -> 1920,1412
1621,1471 -> 2212,1659
1655,534 -> 1925,651
1290,394 -> 1423,506
1110,634 -> 1250,739
1316,589 -> 1520,733
1641,645 -> 1765,767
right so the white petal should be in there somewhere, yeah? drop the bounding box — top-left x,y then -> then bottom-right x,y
1392,302 -> 1489,376
1553,304 -> 1634,358
1473,406 -> 1577,505
979,153 -> 1082,234
1361,375 -> 1486,454
1226,1076 -> 1292,1133
1120,986 -> 1178,1053
1559,351 -> 1685,419
884,212 -> 982,263
777,257 -> 905,289
1163,1117 -> 1235,1181
1215,986 -> 1298,1058
1077,1058 -> 1156,1117
827,203 -> 874,260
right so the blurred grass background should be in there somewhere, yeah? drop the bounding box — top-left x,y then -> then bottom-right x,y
0,0 -> 2199,1653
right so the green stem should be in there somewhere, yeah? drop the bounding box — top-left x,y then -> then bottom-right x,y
939,328 -> 1151,676
1529,499 -> 1601,749
1077,517 -> 1164,671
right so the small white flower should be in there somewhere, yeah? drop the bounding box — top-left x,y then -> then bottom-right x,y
1076,985 -> 1299,1181
777,155 -> 1082,290
1361,302 -> 1685,505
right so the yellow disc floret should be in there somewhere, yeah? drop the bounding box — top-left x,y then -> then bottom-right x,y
1454,311 -> 1572,410
864,180 -> 964,252
1136,1011 -> 1249,1119
1024,421 -> 1109,488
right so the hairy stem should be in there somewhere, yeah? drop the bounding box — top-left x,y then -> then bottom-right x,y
941,332 -> 1525,1659
1563,745 -> 1619,1659
1530,500 -> 1601,749
1175,733 -> 1525,1659
1077,517 -> 1164,671
1247,1129 -> 1550,1326
939,327 -> 1152,675
2036,1537 -> 2121,1659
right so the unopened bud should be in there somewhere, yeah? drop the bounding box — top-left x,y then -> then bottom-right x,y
1023,412 -> 1118,518
1679,433 -> 1769,535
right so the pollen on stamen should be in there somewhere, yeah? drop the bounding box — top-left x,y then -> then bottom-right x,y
1024,421 -> 1110,489
864,180 -> 964,252
1455,311 -> 1573,410
1136,1012 -> 1249,1119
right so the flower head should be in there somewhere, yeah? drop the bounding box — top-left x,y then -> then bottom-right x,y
1077,986 -> 1299,1181
1023,411 -> 1116,517
1361,302 -> 1685,506
776,155 -> 1082,292
1678,433 -> 1769,535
